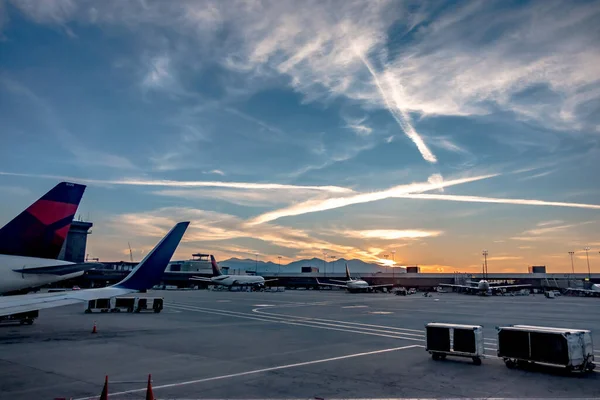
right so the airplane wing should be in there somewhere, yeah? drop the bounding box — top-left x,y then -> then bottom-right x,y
263,278 -> 278,282
190,276 -> 212,281
438,283 -> 475,289
490,284 -> 532,290
0,221 -> 189,317
315,278 -> 347,288
368,283 -> 394,288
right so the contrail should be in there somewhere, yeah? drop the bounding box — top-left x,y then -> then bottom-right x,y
247,173 -> 497,225
0,172 -> 353,193
352,44 -> 437,163
394,193 -> 600,210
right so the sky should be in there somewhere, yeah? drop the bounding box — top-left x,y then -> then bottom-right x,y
1,0 -> 599,273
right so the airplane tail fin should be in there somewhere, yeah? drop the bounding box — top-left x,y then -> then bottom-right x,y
345,263 -> 351,280
210,255 -> 223,277
0,182 -> 86,259
115,222 -> 189,291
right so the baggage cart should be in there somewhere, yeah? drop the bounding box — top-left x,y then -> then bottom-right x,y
497,325 -> 595,372
0,310 -> 38,325
425,323 -> 484,365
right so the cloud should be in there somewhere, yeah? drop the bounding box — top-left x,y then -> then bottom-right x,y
247,173 -> 498,225
206,169 -> 225,176
0,171 -> 354,193
487,256 -> 523,261
536,220 -> 564,227
338,229 -> 443,240
394,193 -> 600,210
142,55 -> 172,89
153,187 -> 333,207
110,206 -> 358,257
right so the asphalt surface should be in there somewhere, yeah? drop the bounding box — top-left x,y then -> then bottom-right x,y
1,289 -> 599,399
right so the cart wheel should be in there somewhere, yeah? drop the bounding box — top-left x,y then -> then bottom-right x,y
439,354 -> 447,360
25,319 -> 34,325
154,308 -> 161,313
472,357 -> 482,366
432,353 -> 440,360
504,359 -> 516,369
127,307 -> 133,313
587,363 -> 595,371
84,309 -> 92,314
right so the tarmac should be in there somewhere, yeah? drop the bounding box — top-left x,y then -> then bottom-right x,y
1,289 -> 599,399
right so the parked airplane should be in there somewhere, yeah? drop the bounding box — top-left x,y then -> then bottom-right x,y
0,182 -> 97,294
316,264 -> 393,293
0,221 -> 189,318
438,279 -> 532,295
564,283 -> 600,297
191,255 -> 277,288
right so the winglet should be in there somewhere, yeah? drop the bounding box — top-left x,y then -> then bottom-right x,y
210,255 -> 223,277
115,222 -> 189,290
0,181 -> 86,259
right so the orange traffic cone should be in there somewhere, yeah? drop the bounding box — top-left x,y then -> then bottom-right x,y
91,321 -> 97,334
99,375 -> 108,400
146,374 -> 154,400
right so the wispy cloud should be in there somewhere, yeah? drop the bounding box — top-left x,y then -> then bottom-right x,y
394,193 -> 600,210
206,169 -> 225,176
0,171 -> 354,193
247,173 -> 498,225
337,229 -> 443,240
536,220 -> 564,227
487,256 -> 522,261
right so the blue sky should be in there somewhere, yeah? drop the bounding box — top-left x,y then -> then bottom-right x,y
1,0 -> 599,272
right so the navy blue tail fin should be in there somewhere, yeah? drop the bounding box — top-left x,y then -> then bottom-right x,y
210,255 -> 223,277
0,182 -> 86,259
345,263 -> 351,280
115,222 -> 189,291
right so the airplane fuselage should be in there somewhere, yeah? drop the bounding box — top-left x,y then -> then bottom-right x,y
477,279 -> 491,292
0,254 -> 82,294
210,274 -> 266,287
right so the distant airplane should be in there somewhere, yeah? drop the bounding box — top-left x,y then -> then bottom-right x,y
564,283 -> 600,297
191,255 -> 278,288
0,221 -> 189,318
316,263 -> 393,293
439,279 -> 531,295
0,182 -> 98,295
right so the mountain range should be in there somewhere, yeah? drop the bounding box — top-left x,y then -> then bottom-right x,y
218,257 -> 406,274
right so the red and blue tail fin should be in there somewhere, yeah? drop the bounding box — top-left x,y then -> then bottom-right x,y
210,255 -> 223,277
0,182 -> 86,259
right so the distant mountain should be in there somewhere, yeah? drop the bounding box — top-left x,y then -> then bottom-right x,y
219,257 -> 404,275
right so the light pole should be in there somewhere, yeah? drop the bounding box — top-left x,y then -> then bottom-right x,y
568,251 -> 575,275
584,247 -> 591,280
482,250 -> 488,280
278,256 -> 282,275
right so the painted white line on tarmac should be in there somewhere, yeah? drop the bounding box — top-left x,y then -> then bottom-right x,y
252,307 -> 426,333
168,304 -> 425,341
73,344 -> 423,400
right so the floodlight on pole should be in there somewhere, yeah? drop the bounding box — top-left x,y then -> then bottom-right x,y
584,247 -> 591,279
568,251 -> 575,275
482,250 -> 489,279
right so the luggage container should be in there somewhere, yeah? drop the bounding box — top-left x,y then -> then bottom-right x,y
425,323 -> 484,365
135,297 -> 163,313
85,298 -> 112,313
84,297 -> 164,313
497,325 -> 595,372
0,310 -> 39,325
